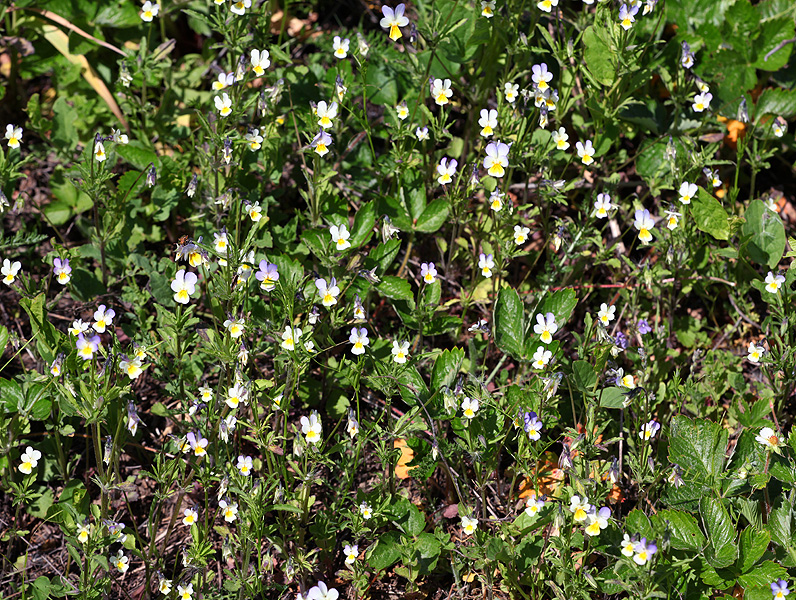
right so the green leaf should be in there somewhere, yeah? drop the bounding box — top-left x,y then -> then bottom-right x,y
737,560 -> 788,589
738,527 -> 770,573
657,509 -> 707,552
430,348 -> 465,393
537,289 -> 578,327
368,238 -> 402,274
115,142 -> 158,171
598,387 -> 627,409
572,361 -> 597,394
51,96 -> 78,150
494,288 -> 524,360
378,276 -> 416,309
768,499 -> 795,550
755,88 -> 796,120
0,378 -> 24,412
582,26 -> 617,87
742,199 -> 787,269
692,187 -> 730,241
625,510 -> 654,539
701,497 -> 737,569
668,415 -> 728,485
0,325 -> 8,355
350,201 -> 376,248
414,198 -> 449,233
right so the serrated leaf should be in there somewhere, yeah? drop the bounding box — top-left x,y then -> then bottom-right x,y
582,26 -> 616,87
350,201 -> 376,248
692,187 -> 730,240
572,361 -> 597,394
494,288 -> 524,360
378,276 -> 415,309
743,199 -> 787,269
669,415 -> 728,485
657,509 -> 707,551
537,289 -> 578,327
738,528 -> 770,573
430,348 -> 464,393
701,497 -> 737,569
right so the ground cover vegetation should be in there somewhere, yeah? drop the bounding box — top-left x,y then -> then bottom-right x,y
2,0 -> 796,598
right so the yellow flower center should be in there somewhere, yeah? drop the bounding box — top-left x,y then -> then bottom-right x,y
389,24 -> 402,41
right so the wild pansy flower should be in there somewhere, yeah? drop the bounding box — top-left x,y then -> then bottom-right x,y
772,579 -> 790,599
92,305 -> 115,332
437,157 -> 457,185
525,491 -> 545,516
219,499 -> 238,522
301,411 -> 323,445
113,549 -> 130,573
244,200 -> 263,222
416,126 -> 429,141
532,63 -> 553,91
76,333 -> 101,360
76,523 -> 91,544
483,141 -> 509,177
420,262 -> 437,284
514,225 -> 530,245
678,182 -> 697,205
158,577 -> 172,595
222,317 -> 244,339
250,49 -> 270,76
347,409 -> 359,438
430,78 -> 453,106
176,583 -> 193,600
538,106 -> 549,128
237,454 -> 253,476
380,4 -> 409,41
230,0 -> 251,15
5,124 -> 22,149
533,313 -> 558,344
120,356 -> 145,380
392,340 -> 410,363
569,495 -> 591,522
356,32 -> 370,56
2,258 -> 21,285
756,427 -> 784,454
307,581 -> 338,600
245,129 -> 264,151
681,42 -> 695,69
140,0 -> 159,21
172,269 -> 198,304
344,544 -> 359,565
333,36 -> 350,59
479,109 -> 498,137
537,0 -> 558,12
353,294 -> 366,320
618,3 -> 639,29
461,397 -> 479,419
481,0 -> 495,17
395,101 -> 409,120
186,431 -> 209,459
212,72 -> 234,91
336,76 -> 347,101
552,127 -> 570,150
18,446 -> 42,474
359,501 -> 373,519
772,116 -> 787,138
593,193 -> 614,218
585,507 -> 611,536
643,0 -> 657,14
703,167 -> 722,188
524,411 -> 543,440
504,82 -> 519,103
765,271 -> 785,293
597,303 -> 616,325
478,253 -> 495,278
634,209 -> 655,243
532,346 -> 552,369
639,420 -> 661,440
615,367 -> 635,389
50,355 -> 64,377
576,140 -> 595,165
665,209 -> 681,230
633,538 -> 657,565
316,101 -> 338,129
281,325 -> 301,351
321,227 -> 352,257
747,341 -> 765,363
461,515 -> 478,536
692,92 -> 712,113
52,258 -> 72,285
311,131 -> 332,156
94,141 -> 107,162
620,533 -> 637,557
214,93 -> 233,117
315,277 -> 340,307
349,327 -> 369,355
182,507 -> 198,526
489,189 -> 504,211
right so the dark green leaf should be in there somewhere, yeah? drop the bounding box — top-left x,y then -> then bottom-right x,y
572,361 -> 597,394
350,202 -> 376,248
378,276 -> 416,309
738,528 -> 770,573
598,387 -> 627,409
494,288 -> 524,360
692,187 -> 729,241
669,415 -> 728,485
582,26 -> 617,87
742,199 -> 787,269
701,497 -> 737,569
430,348 -> 465,393
414,198 -> 449,233
657,509 -> 707,552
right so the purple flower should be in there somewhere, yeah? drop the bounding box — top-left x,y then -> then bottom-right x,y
53,258 -> 72,285
523,411 -> 543,441
255,260 -> 279,291
637,319 -> 652,335
76,333 -> 101,360
771,579 -> 790,598
614,331 -> 628,349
